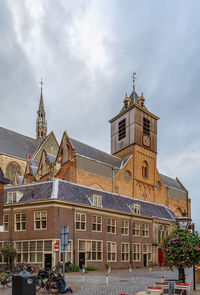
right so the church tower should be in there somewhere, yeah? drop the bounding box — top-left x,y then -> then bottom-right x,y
109,74 -> 162,204
109,74 -> 159,158
36,79 -> 47,141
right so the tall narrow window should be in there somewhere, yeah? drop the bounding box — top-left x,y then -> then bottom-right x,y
142,161 -> 148,178
3,214 -> 9,232
143,117 -> 150,135
118,118 -> 126,140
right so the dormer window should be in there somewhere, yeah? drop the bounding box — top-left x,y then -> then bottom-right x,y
118,118 -> 126,140
130,203 -> 141,214
7,191 -> 23,203
89,195 -> 102,207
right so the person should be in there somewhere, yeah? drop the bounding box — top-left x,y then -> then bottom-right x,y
58,273 -> 72,294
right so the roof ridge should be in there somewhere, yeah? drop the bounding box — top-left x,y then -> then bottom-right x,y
0,126 -> 37,143
70,137 -> 121,160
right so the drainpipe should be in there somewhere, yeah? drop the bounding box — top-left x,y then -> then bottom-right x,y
72,206 -> 76,264
112,167 -> 115,193
9,206 -> 13,244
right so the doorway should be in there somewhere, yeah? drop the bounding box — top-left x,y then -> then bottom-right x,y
143,254 -> 147,267
44,254 -> 52,270
79,253 -> 85,269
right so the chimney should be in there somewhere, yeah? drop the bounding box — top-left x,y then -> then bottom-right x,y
0,168 -> 9,229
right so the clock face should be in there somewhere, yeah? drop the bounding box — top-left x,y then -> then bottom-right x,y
143,135 -> 151,147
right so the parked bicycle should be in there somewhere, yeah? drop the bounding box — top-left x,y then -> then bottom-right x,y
36,269 -> 63,294
0,272 -> 13,288
13,263 -> 35,274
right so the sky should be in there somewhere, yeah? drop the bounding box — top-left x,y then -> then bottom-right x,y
0,0 -> 200,229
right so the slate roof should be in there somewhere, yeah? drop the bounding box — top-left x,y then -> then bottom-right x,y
70,138 -> 122,168
0,168 -> 9,184
4,179 -> 176,221
160,174 -> 187,192
0,126 -> 39,160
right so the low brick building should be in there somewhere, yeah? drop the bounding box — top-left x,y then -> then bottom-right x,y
0,179 -> 176,269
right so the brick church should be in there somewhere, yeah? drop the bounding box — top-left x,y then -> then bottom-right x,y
0,78 -> 190,269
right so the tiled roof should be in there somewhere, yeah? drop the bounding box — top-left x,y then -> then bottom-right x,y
70,138 -> 122,168
4,180 -> 176,221
160,174 -> 187,192
0,126 -> 39,160
0,168 -> 9,184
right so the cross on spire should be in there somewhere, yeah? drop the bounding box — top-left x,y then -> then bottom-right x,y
39,78 -> 44,90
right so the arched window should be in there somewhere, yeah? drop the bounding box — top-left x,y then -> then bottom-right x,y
6,162 -> 22,184
142,161 -> 148,178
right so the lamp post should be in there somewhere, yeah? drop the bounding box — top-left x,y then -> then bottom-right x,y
175,213 -> 196,290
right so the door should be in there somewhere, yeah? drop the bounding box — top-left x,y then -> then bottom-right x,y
79,253 -> 85,269
44,254 -> 52,270
143,253 -> 147,267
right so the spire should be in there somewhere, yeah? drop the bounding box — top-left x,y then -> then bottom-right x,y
131,72 -> 136,103
39,78 -> 45,112
36,78 -> 47,141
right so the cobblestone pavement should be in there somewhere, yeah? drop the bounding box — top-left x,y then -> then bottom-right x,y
1,267 -> 199,295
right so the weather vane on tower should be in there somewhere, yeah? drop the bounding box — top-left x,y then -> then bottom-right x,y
39,78 -> 44,91
131,72 -> 136,103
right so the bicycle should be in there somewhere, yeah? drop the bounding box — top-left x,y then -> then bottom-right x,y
0,272 -> 13,288
36,270 -> 63,294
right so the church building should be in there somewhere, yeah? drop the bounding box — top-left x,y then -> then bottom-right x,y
0,77 -> 191,269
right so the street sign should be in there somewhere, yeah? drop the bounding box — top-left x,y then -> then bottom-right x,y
54,242 -> 59,252
60,225 -> 69,251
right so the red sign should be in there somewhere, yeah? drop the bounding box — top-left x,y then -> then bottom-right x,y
54,242 -> 59,252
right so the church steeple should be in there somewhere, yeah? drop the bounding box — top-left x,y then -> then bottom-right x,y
36,78 -> 47,141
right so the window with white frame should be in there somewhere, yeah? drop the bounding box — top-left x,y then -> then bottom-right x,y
34,211 -> 47,230
0,242 -> 10,264
76,213 -> 86,230
15,213 -> 26,231
3,214 -> 9,232
132,222 -> 140,236
143,244 -> 152,261
107,218 -> 116,234
158,225 -> 168,244
92,216 -> 102,232
107,241 -> 117,262
131,203 -> 141,214
89,195 -> 102,207
121,220 -> 129,235
14,240 -> 53,263
133,243 -> 141,261
121,243 -> 129,262
142,224 -> 149,237
78,240 -> 102,261
7,192 -> 16,203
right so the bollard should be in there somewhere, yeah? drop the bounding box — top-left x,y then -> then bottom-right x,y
133,273 -> 136,284
161,274 -> 164,282
82,272 -> 85,283
129,265 -> 132,273
106,272 -> 108,285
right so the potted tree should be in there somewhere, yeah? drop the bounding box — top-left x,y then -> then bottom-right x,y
1,245 -> 16,272
162,229 -> 200,282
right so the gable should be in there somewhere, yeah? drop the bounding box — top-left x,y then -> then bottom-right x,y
32,131 -> 59,162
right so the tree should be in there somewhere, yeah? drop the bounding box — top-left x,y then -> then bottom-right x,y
1,245 -> 16,270
161,229 -> 200,282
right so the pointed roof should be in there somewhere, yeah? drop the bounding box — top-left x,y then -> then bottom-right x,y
38,88 -> 45,112
160,174 -> 187,192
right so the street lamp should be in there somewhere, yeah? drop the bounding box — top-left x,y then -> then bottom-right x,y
175,214 -> 191,231
175,212 -> 195,290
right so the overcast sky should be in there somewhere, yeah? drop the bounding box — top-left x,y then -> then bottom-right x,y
0,0 -> 200,229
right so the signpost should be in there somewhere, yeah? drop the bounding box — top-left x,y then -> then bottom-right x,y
54,242 -> 59,252
60,225 -> 69,278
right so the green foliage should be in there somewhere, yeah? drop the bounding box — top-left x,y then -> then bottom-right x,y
69,264 -> 80,272
162,229 -> 200,269
1,245 -> 16,260
85,265 -> 98,271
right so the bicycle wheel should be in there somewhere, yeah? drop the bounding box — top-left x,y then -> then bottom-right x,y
36,278 -> 44,291
6,274 -> 13,288
48,277 -> 63,294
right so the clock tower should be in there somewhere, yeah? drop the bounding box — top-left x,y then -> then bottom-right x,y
109,76 -> 163,204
